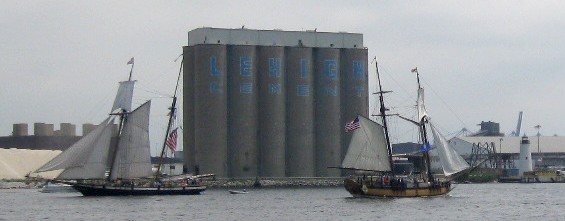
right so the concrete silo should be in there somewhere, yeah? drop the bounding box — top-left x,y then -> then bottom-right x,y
285,47 -> 315,177
193,44 -> 228,177
34,123 -> 54,136
314,48 -> 342,177
340,48 -> 369,162
12,124 -> 28,136
182,46 -> 196,174
184,28 -> 367,178
257,46 -> 286,177
59,123 -> 76,136
82,123 -> 96,136
227,45 -> 259,177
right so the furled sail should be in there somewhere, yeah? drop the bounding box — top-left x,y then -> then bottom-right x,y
341,116 -> 391,172
111,80 -> 136,112
417,88 -> 428,121
36,117 -> 115,179
110,101 -> 153,180
429,121 -> 470,176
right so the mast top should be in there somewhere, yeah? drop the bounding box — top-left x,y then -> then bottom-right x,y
411,67 -> 421,89
127,57 -> 135,81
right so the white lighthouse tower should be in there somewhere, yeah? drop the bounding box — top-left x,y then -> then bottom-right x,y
518,135 -> 533,176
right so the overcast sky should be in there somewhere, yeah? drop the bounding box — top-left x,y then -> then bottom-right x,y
2,1 -> 564,154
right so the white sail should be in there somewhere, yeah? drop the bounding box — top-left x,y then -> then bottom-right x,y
417,88 -> 428,121
36,117 -> 114,179
111,80 -> 135,112
429,121 -> 470,176
58,118 -> 115,179
110,101 -> 153,180
341,116 -> 391,172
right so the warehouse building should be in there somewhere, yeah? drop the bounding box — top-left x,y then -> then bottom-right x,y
448,135 -> 565,170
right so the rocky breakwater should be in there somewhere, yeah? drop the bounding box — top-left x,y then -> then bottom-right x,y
206,177 -> 344,188
0,180 -> 43,189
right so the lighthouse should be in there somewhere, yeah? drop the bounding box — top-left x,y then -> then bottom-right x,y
518,135 -> 533,176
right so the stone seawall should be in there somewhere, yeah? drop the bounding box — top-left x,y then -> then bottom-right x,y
205,177 -> 344,188
1,177 -> 346,189
0,181 -> 43,189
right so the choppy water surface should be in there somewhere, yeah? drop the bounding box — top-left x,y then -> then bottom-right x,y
0,183 -> 563,220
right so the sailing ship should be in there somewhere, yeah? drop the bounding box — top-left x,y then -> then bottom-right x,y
341,63 -> 470,198
34,58 -> 209,196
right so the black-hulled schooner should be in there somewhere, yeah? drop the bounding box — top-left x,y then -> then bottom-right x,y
35,58 -> 209,196
341,62 -> 470,198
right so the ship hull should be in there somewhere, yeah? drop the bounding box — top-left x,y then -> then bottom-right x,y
344,178 -> 451,198
72,183 -> 207,196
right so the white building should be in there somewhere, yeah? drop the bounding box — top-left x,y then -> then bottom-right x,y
448,135 -> 565,170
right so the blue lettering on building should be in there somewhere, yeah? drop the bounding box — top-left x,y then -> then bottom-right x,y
240,82 -> 253,94
269,83 -> 281,94
324,85 -> 338,96
354,86 -> 365,97
324,60 -> 338,80
297,85 -> 310,96
210,56 -> 223,76
353,60 -> 364,80
210,82 -> 222,94
269,58 -> 281,78
240,57 -> 252,77
300,59 -> 308,79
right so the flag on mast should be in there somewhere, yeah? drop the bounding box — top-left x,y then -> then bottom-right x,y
411,67 -> 418,73
127,57 -> 134,65
166,127 -> 178,152
345,116 -> 361,132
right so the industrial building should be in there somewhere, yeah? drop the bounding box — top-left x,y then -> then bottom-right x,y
449,135 -> 565,171
0,123 -> 184,179
0,123 -> 87,179
445,115 -> 565,171
182,28 -> 368,178
1,123 -> 84,151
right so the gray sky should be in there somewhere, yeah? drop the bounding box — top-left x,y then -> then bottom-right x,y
2,1 -> 564,154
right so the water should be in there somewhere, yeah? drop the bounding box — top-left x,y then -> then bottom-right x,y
0,183 -> 563,220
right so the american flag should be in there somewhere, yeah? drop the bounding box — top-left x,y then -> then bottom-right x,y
345,116 -> 361,132
166,127 -> 178,151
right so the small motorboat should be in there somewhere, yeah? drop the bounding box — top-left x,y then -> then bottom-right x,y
228,189 -> 248,194
40,181 -> 76,193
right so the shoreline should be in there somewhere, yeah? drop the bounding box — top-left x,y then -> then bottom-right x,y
1,177 -> 346,189
206,177 -> 344,189
0,181 -> 43,189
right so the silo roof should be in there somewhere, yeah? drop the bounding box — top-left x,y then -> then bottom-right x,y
188,27 -> 363,49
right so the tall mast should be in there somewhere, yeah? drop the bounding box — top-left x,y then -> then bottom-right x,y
155,58 -> 183,181
373,58 -> 394,173
414,68 -> 434,182
128,60 -> 134,81
107,61 -> 134,181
